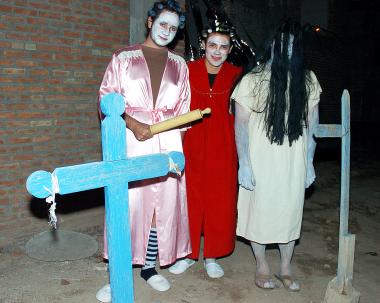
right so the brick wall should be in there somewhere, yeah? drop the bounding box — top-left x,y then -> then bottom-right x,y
0,0 -> 130,227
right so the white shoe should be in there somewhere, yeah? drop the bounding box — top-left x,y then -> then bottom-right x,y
146,274 -> 171,291
168,259 -> 195,274
96,284 -> 111,302
204,261 -> 224,278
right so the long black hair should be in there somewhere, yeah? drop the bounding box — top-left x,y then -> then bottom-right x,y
260,21 -> 311,146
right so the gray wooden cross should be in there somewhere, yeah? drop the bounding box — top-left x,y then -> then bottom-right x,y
316,90 -> 360,302
26,93 -> 185,303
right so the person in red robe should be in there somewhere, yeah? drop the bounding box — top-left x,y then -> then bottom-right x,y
168,15 -> 242,279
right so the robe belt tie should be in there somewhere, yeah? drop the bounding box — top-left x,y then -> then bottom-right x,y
126,106 -> 174,123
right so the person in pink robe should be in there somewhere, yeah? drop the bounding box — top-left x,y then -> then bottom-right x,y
96,1 -> 190,301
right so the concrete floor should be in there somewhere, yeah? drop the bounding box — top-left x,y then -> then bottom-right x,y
1,152 -> 379,303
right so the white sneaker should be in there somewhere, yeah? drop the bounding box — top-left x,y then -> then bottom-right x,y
168,259 -> 195,274
204,261 -> 224,278
146,274 -> 171,291
96,284 -> 111,302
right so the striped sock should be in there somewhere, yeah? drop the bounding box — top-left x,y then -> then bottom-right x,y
141,228 -> 158,281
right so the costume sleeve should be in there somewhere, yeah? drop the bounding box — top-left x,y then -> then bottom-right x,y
307,70 -> 322,109
98,54 -> 124,119
174,63 -> 191,130
231,73 -> 254,111
229,66 -> 243,114
305,70 -> 322,188
235,102 -> 255,190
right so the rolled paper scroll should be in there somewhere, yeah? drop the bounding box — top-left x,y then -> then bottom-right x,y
150,108 -> 211,135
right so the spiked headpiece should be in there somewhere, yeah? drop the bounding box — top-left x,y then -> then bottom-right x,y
201,9 -> 236,41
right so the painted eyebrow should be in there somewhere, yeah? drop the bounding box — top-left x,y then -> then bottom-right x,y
207,42 -> 229,46
207,40 -> 229,44
160,21 -> 177,27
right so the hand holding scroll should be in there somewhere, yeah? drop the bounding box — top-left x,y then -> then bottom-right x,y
126,115 -> 153,141
150,108 -> 211,135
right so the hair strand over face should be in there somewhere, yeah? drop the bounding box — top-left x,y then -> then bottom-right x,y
263,21 -> 311,146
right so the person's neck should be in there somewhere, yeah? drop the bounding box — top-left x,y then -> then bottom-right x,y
204,59 -> 222,74
142,36 -> 167,50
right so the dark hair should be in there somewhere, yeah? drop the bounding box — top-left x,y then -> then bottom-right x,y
148,0 -> 186,29
201,9 -> 235,41
260,21 -> 311,146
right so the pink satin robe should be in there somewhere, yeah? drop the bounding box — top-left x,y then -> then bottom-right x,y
99,44 -> 191,266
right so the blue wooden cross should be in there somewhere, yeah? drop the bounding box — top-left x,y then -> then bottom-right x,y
26,93 -> 185,303
316,90 -> 360,301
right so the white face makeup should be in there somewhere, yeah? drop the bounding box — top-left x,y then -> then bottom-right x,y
271,33 -> 295,60
204,34 -> 231,67
284,33 -> 294,59
150,11 -> 179,47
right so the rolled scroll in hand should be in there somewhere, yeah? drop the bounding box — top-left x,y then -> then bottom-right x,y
150,108 -> 211,135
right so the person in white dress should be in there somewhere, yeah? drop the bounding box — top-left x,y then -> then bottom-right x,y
232,21 -> 322,291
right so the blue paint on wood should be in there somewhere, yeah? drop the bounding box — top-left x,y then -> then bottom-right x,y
315,124 -> 342,138
340,89 -> 350,235
27,154 -> 184,197
25,93 -> 185,303
336,90 -> 353,286
315,90 -> 354,287
101,92 -> 127,162
101,92 -> 130,303
26,170 -> 53,199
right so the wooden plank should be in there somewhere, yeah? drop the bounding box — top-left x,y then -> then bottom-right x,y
101,93 -> 134,303
105,182 -> 133,303
26,154 -> 181,198
323,90 -> 359,301
335,90 -> 352,288
315,124 -> 342,138
339,89 -> 351,235
337,233 -> 355,288
100,93 -> 127,161
54,155 -> 179,195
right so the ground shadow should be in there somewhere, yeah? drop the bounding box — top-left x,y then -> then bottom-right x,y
29,188 -> 105,219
